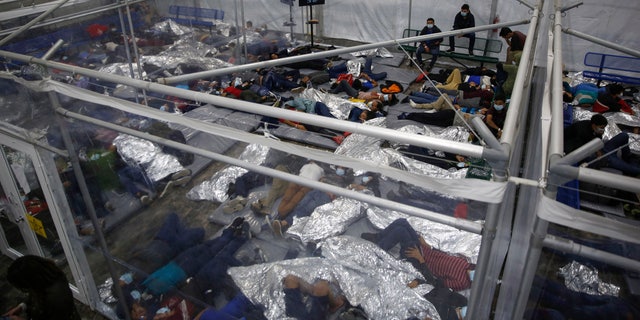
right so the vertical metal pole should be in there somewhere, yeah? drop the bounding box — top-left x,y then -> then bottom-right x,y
46,93 -> 133,320
240,0 -> 248,64
408,0 -> 412,30
124,0 -> 147,104
289,3 -> 295,43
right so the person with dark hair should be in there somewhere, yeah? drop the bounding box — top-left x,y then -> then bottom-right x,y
499,27 -> 527,65
447,4 -> 476,56
564,114 -> 640,176
281,275 -> 345,320
592,83 -> 635,115
361,218 -> 475,291
4,255 -> 81,320
485,94 -> 508,138
563,113 -> 608,154
415,18 -> 443,71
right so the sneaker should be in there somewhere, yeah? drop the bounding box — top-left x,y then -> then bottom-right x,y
468,52 -> 474,56
409,100 -> 417,108
272,220 -> 283,237
244,214 -> 262,235
290,86 -> 305,94
360,232 -> 378,243
230,216 -> 245,229
446,48 -> 455,53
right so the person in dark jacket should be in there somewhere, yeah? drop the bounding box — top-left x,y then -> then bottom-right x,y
5,255 -> 81,320
447,4 -> 476,55
564,114 -> 640,176
416,18 -> 444,71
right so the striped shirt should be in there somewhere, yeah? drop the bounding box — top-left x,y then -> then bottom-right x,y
421,244 -> 473,291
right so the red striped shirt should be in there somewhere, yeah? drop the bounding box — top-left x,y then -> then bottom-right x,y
421,244 -> 473,291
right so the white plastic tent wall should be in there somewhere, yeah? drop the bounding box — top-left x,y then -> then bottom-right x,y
170,0 -> 640,72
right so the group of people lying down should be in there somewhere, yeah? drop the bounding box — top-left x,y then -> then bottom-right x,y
115,207 -> 479,320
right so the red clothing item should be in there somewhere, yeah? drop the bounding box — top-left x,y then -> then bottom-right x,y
223,86 -> 242,98
420,244 -> 473,291
86,24 -> 108,38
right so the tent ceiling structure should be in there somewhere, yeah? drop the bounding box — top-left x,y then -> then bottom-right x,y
0,0 -> 639,320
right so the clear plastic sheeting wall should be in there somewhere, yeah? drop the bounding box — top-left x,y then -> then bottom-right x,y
0,1 -> 639,320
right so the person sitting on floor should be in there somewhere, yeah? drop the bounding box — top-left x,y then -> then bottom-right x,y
274,161 -> 325,219
361,218 -> 476,291
564,114 -> 640,176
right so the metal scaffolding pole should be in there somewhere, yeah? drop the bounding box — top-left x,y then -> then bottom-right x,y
156,20 -> 531,85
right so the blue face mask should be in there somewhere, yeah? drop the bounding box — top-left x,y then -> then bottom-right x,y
336,168 -> 345,176
494,103 -> 505,111
427,24 -> 434,28
362,176 -> 371,183
461,11 -> 468,17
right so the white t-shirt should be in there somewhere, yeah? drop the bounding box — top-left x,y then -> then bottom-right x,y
298,162 -> 324,181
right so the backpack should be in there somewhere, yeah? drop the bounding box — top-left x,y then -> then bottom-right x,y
380,80 -> 404,94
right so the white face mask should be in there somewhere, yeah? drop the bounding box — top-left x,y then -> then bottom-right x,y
494,103 -> 505,111
362,176 -> 371,183
461,11 -> 468,17
427,24 -> 434,28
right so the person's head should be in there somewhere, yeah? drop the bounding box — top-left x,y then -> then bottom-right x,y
606,83 -> 624,97
461,4 -> 470,15
499,27 -> 513,38
426,18 -> 435,28
590,114 -> 608,136
7,255 -> 66,291
245,21 -> 253,29
493,94 -> 507,111
367,99 -> 383,112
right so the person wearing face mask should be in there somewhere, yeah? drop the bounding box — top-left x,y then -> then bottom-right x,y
447,4 -> 476,56
415,18 -> 443,71
564,114 -> 640,176
484,94 -> 508,138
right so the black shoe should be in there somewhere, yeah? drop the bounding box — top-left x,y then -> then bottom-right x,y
468,51 -> 474,56
360,232 -> 378,243
446,48 -> 455,53
230,217 -> 245,229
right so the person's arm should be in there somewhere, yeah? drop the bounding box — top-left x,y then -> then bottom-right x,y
3,302 -> 26,318
485,114 -> 503,138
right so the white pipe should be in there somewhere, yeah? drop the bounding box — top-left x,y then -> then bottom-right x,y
0,0 -> 70,47
158,19 -> 531,85
57,107 -> 484,234
563,28 -> 640,58
0,0 -> 147,38
543,235 -> 640,272
0,50 -> 487,159
501,8 -> 541,148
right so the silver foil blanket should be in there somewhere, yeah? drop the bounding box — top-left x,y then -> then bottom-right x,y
559,261 -> 620,297
186,143 -> 270,202
366,206 -> 481,263
228,236 -> 441,320
113,134 -> 184,182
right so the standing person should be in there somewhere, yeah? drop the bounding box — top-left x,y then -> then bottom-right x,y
415,18 -> 444,71
499,27 -> 527,65
447,4 -> 476,56
4,255 -> 81,320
